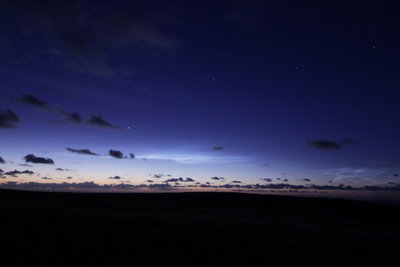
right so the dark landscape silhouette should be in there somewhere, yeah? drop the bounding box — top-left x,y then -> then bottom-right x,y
1,188 -> 399,266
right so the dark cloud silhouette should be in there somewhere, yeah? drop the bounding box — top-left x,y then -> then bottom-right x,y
109,149 -> 124,159
0,109 -> 20,128
0,181 -> 148,190
152,174 -> 171,178
19,94 -> 48,107
0,156 -> 5,164
109,176 -> 121,179
283,179 -> 288,182
148,183 -> 172,190
55,168 -> 70,171
66,147 -> 99,156
394,174 -> 399,177
17,94 -> 84,125
19,163 -> 32,167
1,180 -> 399,192
42,177 -> 52,180
219,184 -> 242,188
211,176 -> 225,180
164,177 -> 195,183
4,169 -> 34,176
311,184 -> 355,190
65,112 -> 82,123
146,180 -> 154,183
308,140 -> 342,150
253,183 -> 307,190
164,178 -> 180,183
66,176 -> 73,179
308,138 -> 357,150
298,178 -> 311,182
24,154 -> 54,164
231,180 -> 242,183
107,150 -> 135,159
213,146 -> 224,151
88,115 -> 120,129
260,178 -> 272,182
363,185 -> 395,191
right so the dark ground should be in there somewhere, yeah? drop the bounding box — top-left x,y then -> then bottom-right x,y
0,189 -> 399,266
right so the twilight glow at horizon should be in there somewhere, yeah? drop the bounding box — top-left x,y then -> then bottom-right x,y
1,0 -> 400,201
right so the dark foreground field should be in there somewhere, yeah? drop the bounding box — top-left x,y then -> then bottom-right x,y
0,189 -> 399,266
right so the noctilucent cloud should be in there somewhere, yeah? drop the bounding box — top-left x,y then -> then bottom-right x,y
1,1 -> 399,199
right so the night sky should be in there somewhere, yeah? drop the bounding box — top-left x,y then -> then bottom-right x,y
1,1 -> 399,199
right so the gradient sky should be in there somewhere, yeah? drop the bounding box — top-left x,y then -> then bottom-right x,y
1,1 -> 400,198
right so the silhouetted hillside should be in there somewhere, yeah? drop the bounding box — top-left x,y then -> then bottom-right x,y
0,189 -> 399,266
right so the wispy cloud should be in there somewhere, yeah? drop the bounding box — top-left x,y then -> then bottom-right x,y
18,94 -> 48,107
64,112 -> 82,123
308,140 -> 342,150
139,153 -> 249,164
2,1 -> 179,76
87,115 -> 121,129
0,109 -> 19,128
321,167 -> 397,185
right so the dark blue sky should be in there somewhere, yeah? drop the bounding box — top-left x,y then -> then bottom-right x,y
1,0 -> 400,197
